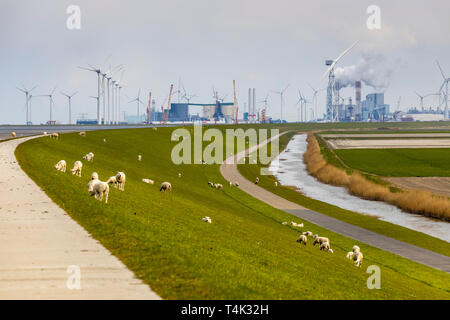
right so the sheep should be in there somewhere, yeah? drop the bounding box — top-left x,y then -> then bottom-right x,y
234,182 -> 239,187
138,155 -> 142,161
352,245 -> 360,253
202,216 -> 212,224
229,181 -> 233,187
106,176 -> 117,188
207,181 -> 214,188
313,235 -> 330,246
115,172 -> 126,191
82,152 -> 94,162
43,131 -> 48,136
142,178 -> 154,185
103,138 -> 106,143
79,131 -> 86,136
178,173 -> 182,178
160,182 -> 172,192
319,241 -> 331,252
50,133 -> 59,139
214,183 -> 223,190
297,235 -> 307,245
302,231 -> 313,237
290,222 -> 304,228
87,179 -> 109,204
353,251 -> 364,267
54,160 -> 66,172
281,222 -> 288,225
152,127 -> 157,131
274,181 -> 278,187
346,252 -> 354,260
91,172 -> 99,180
70,161 -> 83,177
255,177 -> 259,184
11,132 -> 16,138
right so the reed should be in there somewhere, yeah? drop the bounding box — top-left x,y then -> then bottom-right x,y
304,133 -> 450,221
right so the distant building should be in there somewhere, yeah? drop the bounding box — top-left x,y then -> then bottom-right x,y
361,93 -> 390,121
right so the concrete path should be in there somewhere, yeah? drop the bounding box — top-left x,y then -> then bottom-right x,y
0,136 -> 161,299
220,134 -> 450,273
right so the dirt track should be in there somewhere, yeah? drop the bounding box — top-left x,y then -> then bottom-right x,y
386,177 -> 450,198
220,134 -> 450,273
0,136 -> 160,299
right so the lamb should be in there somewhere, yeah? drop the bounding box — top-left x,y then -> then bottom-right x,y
346,252 -> 354,260
70,161 -> 83,177
214,183 -> 223,190
50,133 -> 59,139
255,177 -> 259,184
115,172 -> 126,191
91,172 -> 99,180
11,132 -> 16,138
202,216 -> 212,224
352,245 -> 360,253
79,131 -> 86,136
138,155 -> 142,161
297,235 -> 307,245
313,235 -> 330,246
83,152 -> 94,162
54,160 -> 66,172
353,251 -> 364,267
87,179 -> 109,203
142,178 -> 154,185
160,182 -> 172,192
302,231 -> 313,237
319,241 -> 331,252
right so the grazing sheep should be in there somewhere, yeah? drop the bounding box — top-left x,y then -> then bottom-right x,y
297,235 -> 307,245
70,161 -> 83,177
346,252 -> 354,260
290,222 -> 304,228
142,178 -> 154,185
11,132 -> 16,138
160,181 -> 172,192
43,132 -> 48,136
353,251 -> 364,267
138,155 -> 142,161
87,179 -> 109,203
202,216 -> 212,224
302,231 -> 313,237
255,177 -> 259,184
54,160 -> 66,172
274,181 -> 278,187
214,183 -> 223,190
106,176 -> 117,188
319,241 -> 331,252
103,138 -> 106,143
281,222 -> 288,225
50,133 -> 59,139
82,152 -> 94,162
207,181 -> 214,188
91,172 -> 99,180
79,131 -> 86,136
234,182 -> 239,187
115,172 -> 126,191
313,235 -> 330,246
352,245 -> 361,253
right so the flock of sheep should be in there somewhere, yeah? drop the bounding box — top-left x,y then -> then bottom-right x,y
52,131 -> 172,205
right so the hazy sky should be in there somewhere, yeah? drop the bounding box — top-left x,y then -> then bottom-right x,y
1,0 -> 450,124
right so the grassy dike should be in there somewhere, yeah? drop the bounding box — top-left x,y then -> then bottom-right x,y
15,126 -> 450,299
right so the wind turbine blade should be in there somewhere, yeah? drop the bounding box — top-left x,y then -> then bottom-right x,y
72,91 -> 78,97
283,84 -> 290,93
51,87 -> 57,95
30,85 -> 37,92
436,60 -> 447,79
321,40 -> 360,81
79,66 -> 95,72
16,87 -> 26,93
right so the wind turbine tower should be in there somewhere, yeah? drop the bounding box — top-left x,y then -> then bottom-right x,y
61,91 -> 78,125
17,85 -> 37,125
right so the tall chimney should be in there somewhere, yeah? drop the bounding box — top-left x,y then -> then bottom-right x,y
253,88 -> 256,116
248,88 -> 252,115
355,81 -> 362,120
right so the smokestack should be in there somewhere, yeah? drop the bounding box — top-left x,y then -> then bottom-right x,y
253,88 -> 256,116
355,81 -> 362,120
248,88 -> 252,115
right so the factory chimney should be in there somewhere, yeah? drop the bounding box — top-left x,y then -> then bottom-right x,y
252,88 -> 256,119
248,88 -> 252,116
355,81 -> 362,121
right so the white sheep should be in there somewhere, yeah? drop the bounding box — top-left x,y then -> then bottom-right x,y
178,173 -> 182,178
297,235 -> 307,246
50,133 -> 59,139
313,235 -> 330,246
214,183 -> 223,190
346,252 -> 354,260
142,178 -> 154,185
11,132 -> 16,138
302,231 -> 313,237
229,181 -> 233,187
281,222 -> 288,225
255,177 -> 259,184
83,152 -> 94,162
202,216 -> 212,224
106,176 -> 117,188
319,241 -> 331,252
87,179 -> 109,203
353,251 -> 364,267
138,155 -> 142,161
115,172 -> 126,191
79,131 -> 86,136
54,160 -> 66,172
290,222 -> 304,228
43,131 -> 48,136
103,138 -> 106,143
160,182 -> 172,192
91,172 -> 99,180
234,182 -> 239,187
352,245 -> 360,253
274,181 -> 278,187
71,161 -> 83,177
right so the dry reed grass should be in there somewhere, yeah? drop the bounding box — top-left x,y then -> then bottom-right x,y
304,133 -> 450,221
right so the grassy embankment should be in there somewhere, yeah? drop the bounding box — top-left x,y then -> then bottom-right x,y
15,126 -> 450,299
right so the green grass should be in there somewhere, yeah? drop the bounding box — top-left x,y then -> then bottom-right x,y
15,126 -> 450,299
335,148 -> 450,177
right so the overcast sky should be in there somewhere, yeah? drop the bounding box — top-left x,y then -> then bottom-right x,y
1,0 -> 450,124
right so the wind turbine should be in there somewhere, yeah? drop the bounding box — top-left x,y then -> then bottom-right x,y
436,60 -> 449,119
307,82 -> 319,122
323,40 -> 360,122
181,84 -> 196,104
79,64 -> 102,124
128,89 -> 145,123
17,85 -> 37,124
36,87 -> 57,124
414,91 -> 425,111
258,94 -> 270,116
271,84 -> 290,122
60,91 -> 78,125
295,92 -> 303,122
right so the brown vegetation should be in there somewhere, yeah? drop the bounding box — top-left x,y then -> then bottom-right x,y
304,133 -> 450,221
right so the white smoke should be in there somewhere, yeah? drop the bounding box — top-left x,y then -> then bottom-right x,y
334,54 -> 396,92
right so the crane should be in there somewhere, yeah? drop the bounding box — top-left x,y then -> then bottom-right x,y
164,84 -> 174,124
